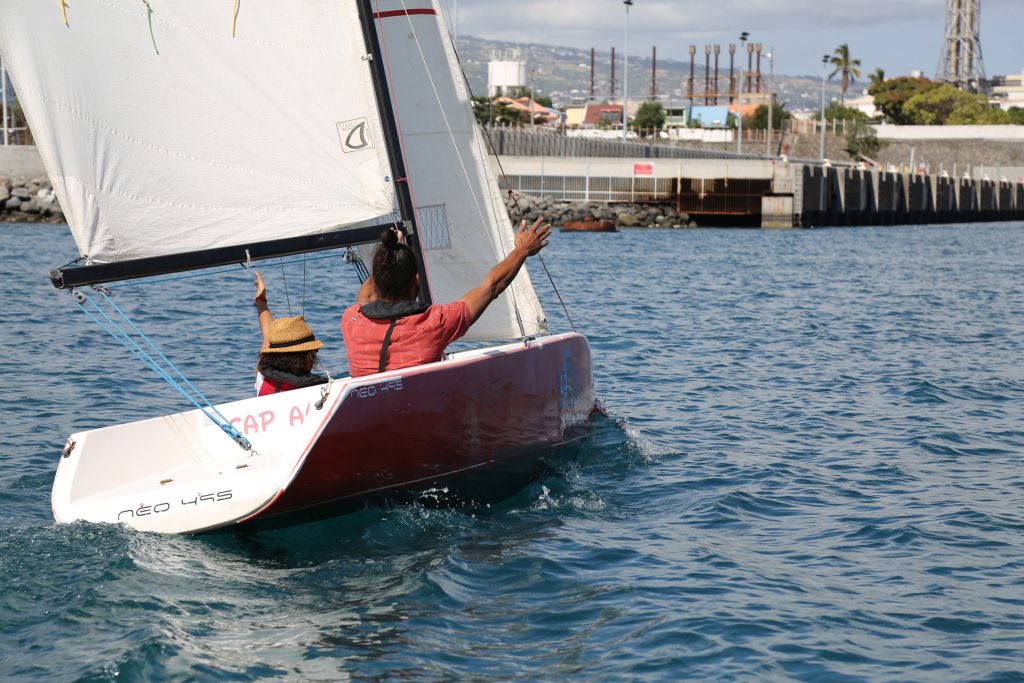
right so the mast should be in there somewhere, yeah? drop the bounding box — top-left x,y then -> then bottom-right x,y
355,0 -> 433,306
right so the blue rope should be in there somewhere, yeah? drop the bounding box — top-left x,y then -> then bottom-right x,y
78,298 -> 165,373
74,290 -> 251,451
98,291 -> 249,448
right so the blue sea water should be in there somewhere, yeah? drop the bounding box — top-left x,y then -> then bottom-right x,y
1,222 -> 1023,681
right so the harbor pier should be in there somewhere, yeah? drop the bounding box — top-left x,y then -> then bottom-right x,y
495,155 -> 1024,227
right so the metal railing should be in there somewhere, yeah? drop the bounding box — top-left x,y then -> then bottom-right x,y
498,174 -> 676,203
481,124 -> 774,161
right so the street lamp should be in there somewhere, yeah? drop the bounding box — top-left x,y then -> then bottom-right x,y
765,49 -> 774,156
737,31 -> 748,154
622,0 -> 633,142
819,54 -> 829,160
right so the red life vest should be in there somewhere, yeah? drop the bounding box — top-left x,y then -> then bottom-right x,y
256,371 -> 299,396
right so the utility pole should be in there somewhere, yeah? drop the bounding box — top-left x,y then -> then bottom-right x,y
622,0 -> 633,142
590,47 -> 595,101
819,54 -> 829,160
610,47 -> 616,100
651,45 -> 657,99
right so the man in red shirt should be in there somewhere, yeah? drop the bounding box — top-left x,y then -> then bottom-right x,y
342,217 -> 551,377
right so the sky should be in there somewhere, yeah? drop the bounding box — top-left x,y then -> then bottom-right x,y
443,0 -> 1024,80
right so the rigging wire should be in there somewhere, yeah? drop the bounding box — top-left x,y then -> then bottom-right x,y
279,258 -> 293,316
449,34 -> 578,334
301,254 -> 307,318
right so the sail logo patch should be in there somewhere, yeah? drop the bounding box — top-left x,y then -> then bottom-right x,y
338,118 -> 373,153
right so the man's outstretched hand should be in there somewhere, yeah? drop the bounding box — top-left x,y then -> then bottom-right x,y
514,217 -> 552,256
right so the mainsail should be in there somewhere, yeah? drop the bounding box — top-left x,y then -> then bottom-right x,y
0,1 -> 395,263
0,0 -> 546,342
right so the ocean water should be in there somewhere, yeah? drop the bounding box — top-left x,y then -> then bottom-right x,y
1,222 -> 1023,681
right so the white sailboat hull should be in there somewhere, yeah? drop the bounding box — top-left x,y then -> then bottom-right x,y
53,334 -> 595,534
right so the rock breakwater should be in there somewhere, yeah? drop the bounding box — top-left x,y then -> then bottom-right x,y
1,179 -> 693,230
0,176 -> 64,223
504,194 -> 693,228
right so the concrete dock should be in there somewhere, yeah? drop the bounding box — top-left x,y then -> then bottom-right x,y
495,156 -> 1024,228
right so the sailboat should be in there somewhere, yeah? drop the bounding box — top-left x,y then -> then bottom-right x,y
0,1 -> 595,533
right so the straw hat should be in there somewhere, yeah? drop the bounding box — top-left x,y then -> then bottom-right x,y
265,316 -> 323,353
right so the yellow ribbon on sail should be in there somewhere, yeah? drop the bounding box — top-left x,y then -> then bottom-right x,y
231,0 -> 240,37
59,0 -> 68,26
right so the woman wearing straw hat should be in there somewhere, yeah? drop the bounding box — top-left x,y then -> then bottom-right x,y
253,272 -> 328,396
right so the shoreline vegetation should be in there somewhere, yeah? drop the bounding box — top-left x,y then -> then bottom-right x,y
0,176 -> 694,229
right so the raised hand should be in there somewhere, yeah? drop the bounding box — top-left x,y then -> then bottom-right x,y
514,217 -> 552,256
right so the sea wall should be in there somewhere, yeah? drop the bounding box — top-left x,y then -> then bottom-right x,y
0,145 -> 46,179
503,193 -> 694,228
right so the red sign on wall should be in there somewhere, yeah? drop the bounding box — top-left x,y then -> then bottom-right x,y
633,162 -> 654,176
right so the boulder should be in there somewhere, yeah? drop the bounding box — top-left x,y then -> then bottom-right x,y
11,186 -> 29,200
616,212 -> 640,227
5,197 -> 21,211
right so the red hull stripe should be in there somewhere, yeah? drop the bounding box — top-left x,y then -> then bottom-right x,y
373,9 -> 437,19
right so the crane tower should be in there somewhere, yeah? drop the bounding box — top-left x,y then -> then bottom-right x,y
937,0 -> 986,91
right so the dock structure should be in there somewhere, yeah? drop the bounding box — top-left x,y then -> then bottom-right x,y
495,155 -> 1024,228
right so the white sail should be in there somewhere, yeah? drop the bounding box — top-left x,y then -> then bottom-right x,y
0,1 -> 394,263
371,0 -> 547,341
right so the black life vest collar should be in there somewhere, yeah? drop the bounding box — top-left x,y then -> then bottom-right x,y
257,362 -> 327,390
359,299 -> 429,321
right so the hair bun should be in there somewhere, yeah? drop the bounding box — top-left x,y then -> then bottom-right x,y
380,228 -> 399,249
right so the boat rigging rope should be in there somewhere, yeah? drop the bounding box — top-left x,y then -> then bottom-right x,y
71,287 -> 253,452
231,0 -> 240,37
59,0 -> 69,25
394,0 -> 528,340
343,247 -> 370,284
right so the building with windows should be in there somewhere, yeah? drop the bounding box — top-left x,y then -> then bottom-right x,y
988,71 -> 1024,111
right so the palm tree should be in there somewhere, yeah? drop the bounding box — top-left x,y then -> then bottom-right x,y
868,67 -> 885,89
828,43 -> 862,105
